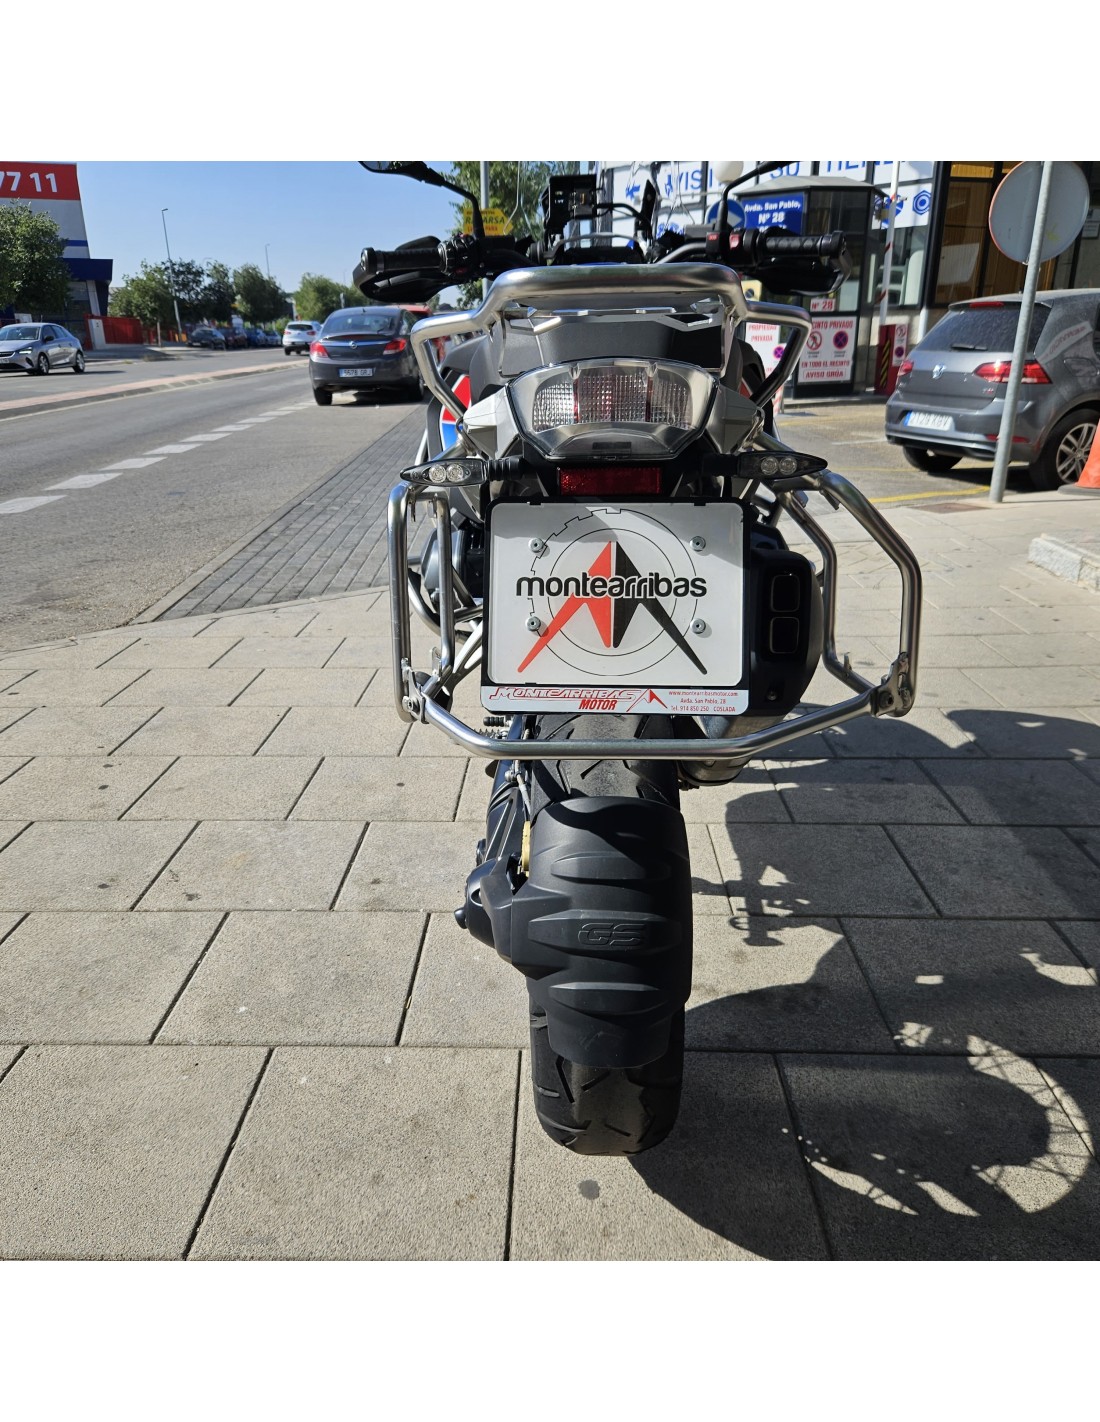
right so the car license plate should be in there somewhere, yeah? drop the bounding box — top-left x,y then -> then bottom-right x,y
905,411 -> 954,431
483,500 -> 748,714
338,366 -> 374,377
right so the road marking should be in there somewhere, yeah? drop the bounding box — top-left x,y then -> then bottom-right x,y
98,457 -> 165,471
183,432 -> 232,442
145,443 -> 201,454
0,495 -> 66,514
211,424 -> 253,432
48,472 -> 127,489
869,487 -> 986,505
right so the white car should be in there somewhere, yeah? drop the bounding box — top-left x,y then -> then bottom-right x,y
283,320 -> 321,356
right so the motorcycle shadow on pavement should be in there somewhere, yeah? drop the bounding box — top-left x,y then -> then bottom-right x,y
631,707 -> 1100,1260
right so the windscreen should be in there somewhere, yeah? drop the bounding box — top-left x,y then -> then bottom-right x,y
0,326 -> 41,342
322,311 -> 400,336
919,304 -> 1051,354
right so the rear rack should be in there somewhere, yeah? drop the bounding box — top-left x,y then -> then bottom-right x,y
387,468 -> 922,762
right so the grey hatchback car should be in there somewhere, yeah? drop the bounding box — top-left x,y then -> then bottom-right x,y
0,322 -> 86,376
885,290 -> 1100,489
308,306 -> 424,405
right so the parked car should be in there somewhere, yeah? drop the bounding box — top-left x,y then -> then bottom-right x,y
308,306 -> 425,405
283,320 -> 321,355
266,330 -> 281,347
0,322 -> 85,375
223,327 -> 248,350
188,326 -> 226,350
886,289 -> 1100,489
245,327 -> 269,347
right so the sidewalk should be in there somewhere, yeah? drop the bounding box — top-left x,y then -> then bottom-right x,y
0,490 -> 1097,1259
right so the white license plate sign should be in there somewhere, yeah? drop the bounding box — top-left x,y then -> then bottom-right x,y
905,411 -> 953,431
339,366 -> 374,377
484,501 -> 748,714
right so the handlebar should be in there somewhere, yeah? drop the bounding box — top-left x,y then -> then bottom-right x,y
356,243 -> 446,283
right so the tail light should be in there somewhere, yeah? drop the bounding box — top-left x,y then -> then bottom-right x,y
558,466 -> 662,496
383,338 -> 407,355
310,341 -> 329,357
973,360 -> 1051,384
898,359 -> 914,378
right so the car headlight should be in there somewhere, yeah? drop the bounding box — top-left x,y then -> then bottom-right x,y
508,358 -> 717,460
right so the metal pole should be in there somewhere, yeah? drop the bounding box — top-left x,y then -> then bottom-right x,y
878,160 -> 901,330
989,160 -> 1053,504
160,208 -> 183,342
265,244 -> 271,278
480,161 -> 491,299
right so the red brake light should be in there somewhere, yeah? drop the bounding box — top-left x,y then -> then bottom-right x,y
973,360 -> 1051,384
898,359 -> 913,378
310,341 -> 328,357
558,466 -> 662,496
968,300 -> 1006,308
383,338 -> 407,355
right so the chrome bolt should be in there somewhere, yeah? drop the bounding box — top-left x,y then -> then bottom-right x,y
528,538 -> 545,555
526,615 -> 542,632
690,536 -> 706,551
691,618 -> 707,634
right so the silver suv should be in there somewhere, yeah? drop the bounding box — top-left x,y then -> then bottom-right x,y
885,289 -> 1100,489
283,320 -> 321,356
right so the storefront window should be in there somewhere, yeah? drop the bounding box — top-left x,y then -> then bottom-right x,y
935,178 -> 992,304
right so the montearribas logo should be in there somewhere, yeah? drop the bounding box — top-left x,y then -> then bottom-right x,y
516,538 -> 708,675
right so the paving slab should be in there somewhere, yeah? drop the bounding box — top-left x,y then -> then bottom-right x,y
336,821 -> 476,912
400,721 -> 486,758
123,755 -> 320,821
822,708 -> 983,758
910,635 -> 1013,668
292,756 -> 465,823
1066,827 -> 1100,872
0,755 -> 176,820
947,708 -> 1100,759
845,918 -> 1100,1055
1059,921 -> 1100,969
0,757 -> 30,786
400,912 -> 527,1048
194,610 -> 322,639
686,823 -> 732,916
1035,1057 -> 1100,1161
190,1046 -> 516,1260
138,820 -> 365,911
0,668 -> 150,706
0,911 -> 222,1043
230,668 -> 374,706
102,637 -> 245,669
0,820 -> 193,911
107,668 -> 263,706
770,758 -> 963,825
0,707 -> 159,756
0,1046 -> 21,1077
213,636 -> 347,668
921,758 -> 1100,826
159,911 -> 424,1045
510,1052 -> 828,1260
323,636 -> 401,668
0,635 -> 143,671
903,668 -> 990,709
0,911 -> 23,944
779,1051 -> 1100,1259
0,1044 -> 266,1259
989,604 -> 1100,635
979,633 -> 1100,667
687,917 -> 895,1053
256,707 -> 409,758
0,823 -> 27,852
673,769 -> 792,824
963,665 -> 1100,710
888,825 -> 1100,918
710,823 -> 936,918
113,706 -> 286,756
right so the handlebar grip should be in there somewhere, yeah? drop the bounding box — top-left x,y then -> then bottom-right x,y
756,232 -> 846,258
358,243 -> 446,278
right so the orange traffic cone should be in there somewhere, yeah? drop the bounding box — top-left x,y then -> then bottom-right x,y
1062,421 -> 1100,494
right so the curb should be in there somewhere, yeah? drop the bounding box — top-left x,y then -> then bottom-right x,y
0,358 -> 295,421
1028,532 -> 1100,592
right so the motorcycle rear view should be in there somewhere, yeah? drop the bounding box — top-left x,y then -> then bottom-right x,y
356,162 -> 923,1155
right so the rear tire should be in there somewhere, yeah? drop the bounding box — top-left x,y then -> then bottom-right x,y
903,446 -> 960,474
522,713 -> 688,1156
312,387 -> 332,405
1030,408 -> 1099,490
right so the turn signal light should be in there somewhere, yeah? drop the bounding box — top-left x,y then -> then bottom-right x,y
973,360 -> 1051,384
558,466 -> 661,495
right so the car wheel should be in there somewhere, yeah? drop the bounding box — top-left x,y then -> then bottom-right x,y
903,446 -> 961,474
1029,409 -> 1099,490
284,349 -> 292,357
72,351 -> 86,374
312,387 -> 333,406
34,353 -> 50,376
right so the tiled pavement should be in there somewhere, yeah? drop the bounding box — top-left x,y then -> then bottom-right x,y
0,491 -> 1099,1259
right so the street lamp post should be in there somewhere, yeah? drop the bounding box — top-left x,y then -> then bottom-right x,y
265,244 -> 271,278
161,208 -> 183,342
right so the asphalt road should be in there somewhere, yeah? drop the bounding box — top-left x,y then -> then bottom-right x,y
0,364 -> 417,652
0,369 -> 1043,655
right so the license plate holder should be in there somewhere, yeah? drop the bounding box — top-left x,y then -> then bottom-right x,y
482,500 -> 748,714
905,411 -> 954,431
338,366 -> 374,377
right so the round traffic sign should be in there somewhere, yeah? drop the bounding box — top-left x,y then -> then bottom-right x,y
989,162 -> 1089,264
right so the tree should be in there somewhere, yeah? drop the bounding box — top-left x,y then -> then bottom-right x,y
0,203 -> 72,317
200,261 -> 235,324
233,262 -> 289,324
293,272 -> 362,323
445,161 -> 582,305
108,260 -> 175,326
169,259 -> 207,322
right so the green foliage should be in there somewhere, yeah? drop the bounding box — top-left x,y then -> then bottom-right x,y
170,259 -> 207,320
200,261 -> 235,323
232,262 -> 289,324
293,272 -> 371,323
108,260 -> 175,326
0,203 -> 72,317
446,161 -> 580,306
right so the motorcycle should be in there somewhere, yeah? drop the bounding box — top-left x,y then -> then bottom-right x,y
354,161 -> 922,1155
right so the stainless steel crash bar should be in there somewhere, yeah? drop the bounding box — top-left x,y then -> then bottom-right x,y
388,471 -> 922,756
406,265 -> 810,438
